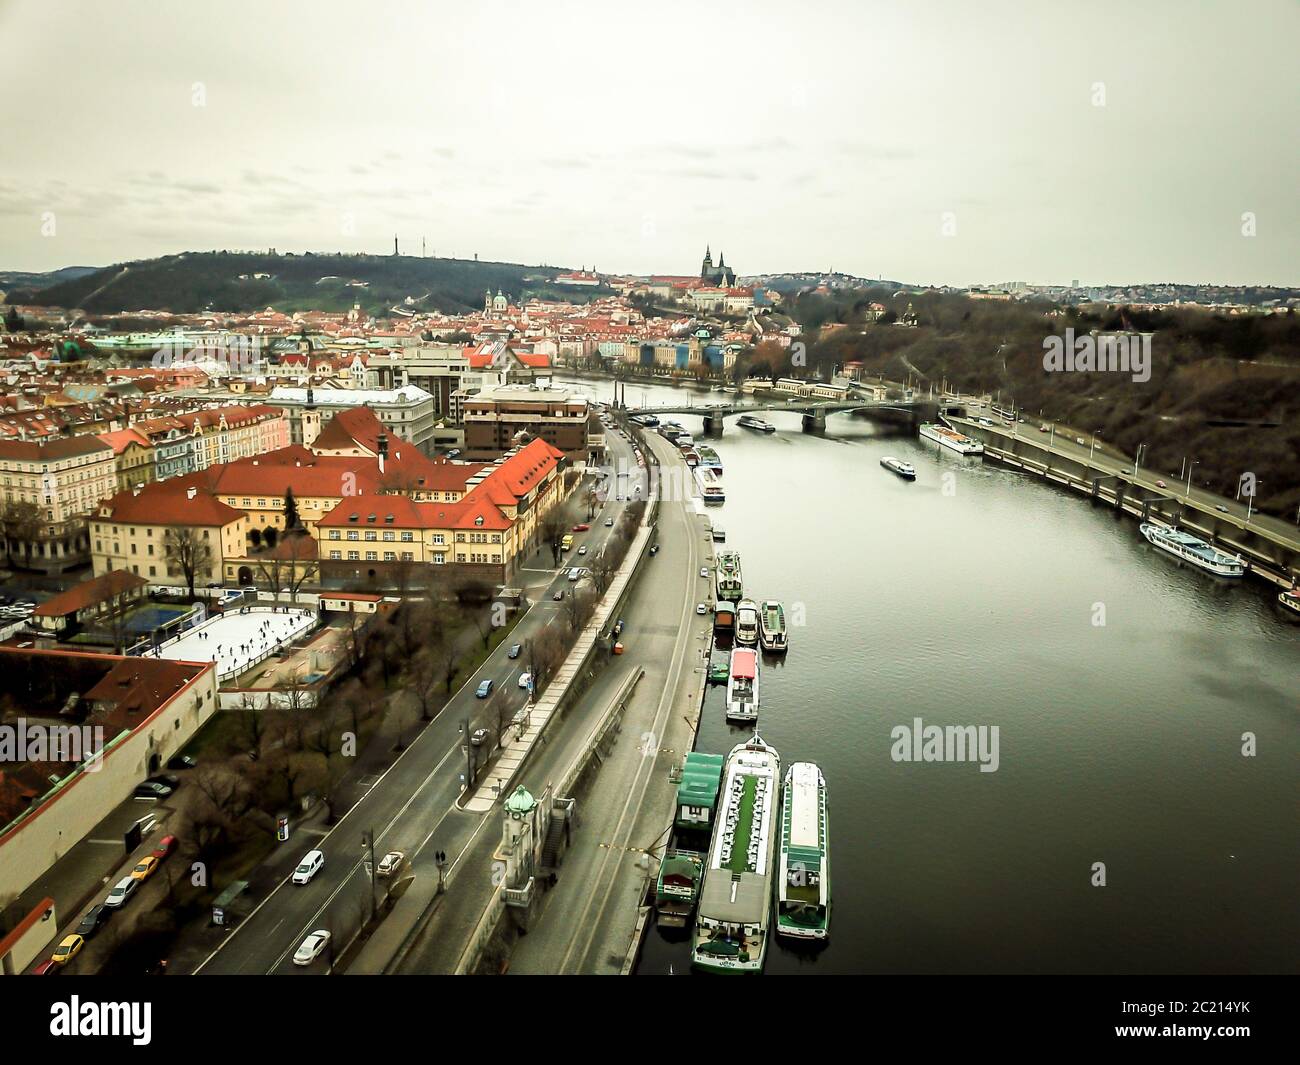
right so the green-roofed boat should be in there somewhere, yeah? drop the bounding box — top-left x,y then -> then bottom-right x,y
655,849 -> 705,927
776,761 -> 831,941
675,751 -> 725,833
691,735 -> 780,973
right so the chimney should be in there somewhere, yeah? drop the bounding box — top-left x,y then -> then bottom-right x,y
187,486 -> 197,500
377,431 -> 388,475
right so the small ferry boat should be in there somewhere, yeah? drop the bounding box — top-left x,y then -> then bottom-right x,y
758,600 -> 788,652
714,551 -> 743,602
776,761 -> 830,941
735,598 -> 759,646
1139,522 -> 1245,578
919,422 -> 983,455
714,600 -> 736,632
682,447 -> 701,467
737,414 -> 776,434
725,646 -> 760,721
692,735 -> 781,973
656,849 -> 705,928
879,456 -> 916,480
708,661 -> 730,685
1279,583 -> 1300,617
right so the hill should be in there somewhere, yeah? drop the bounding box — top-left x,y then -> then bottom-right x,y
0,265 -> 101,291
7,251 -> 609,316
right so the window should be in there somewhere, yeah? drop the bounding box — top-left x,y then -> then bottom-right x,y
383,530 -> 395,541
347,550 -> 359,561
401,531 -> 413,542
329,550 -> 341,560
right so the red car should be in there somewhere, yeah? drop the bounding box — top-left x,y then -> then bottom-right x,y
572,523 -> 590,532
31,959 -> 59,975
152,834 -> 178,861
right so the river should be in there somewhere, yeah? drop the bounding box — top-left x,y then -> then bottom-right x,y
555,375 -> 1300,975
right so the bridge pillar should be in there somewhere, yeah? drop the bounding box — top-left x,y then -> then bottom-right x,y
702,412 -> 723,437
801,409 -> 826,434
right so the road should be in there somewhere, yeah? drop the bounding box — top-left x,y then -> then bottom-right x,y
195,426 -> 639,975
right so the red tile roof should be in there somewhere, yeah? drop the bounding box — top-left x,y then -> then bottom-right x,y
34,570 -> 148,617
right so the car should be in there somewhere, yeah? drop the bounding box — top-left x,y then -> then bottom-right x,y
1121,468 -> 1132,475
51,935 -> 84,966
151,834 -> 178,861
166,755 -> 198,770
147,773 -> 180,789
649,544 -> 659,556
475,679 -> 494,698
130,856 -> 159,882
104,875 -> 138,908
293,929 -> 331,966
700,567 -> 709,578
568,567 -> 582,581
76,905 -> 112,939
613,619 -> 624,635
1075,436 -> 1085,445
1155,479 -> 1167,489
133,781 -> 172,799
31,959 -> 59,976
470,727 -> 489,747
518,672 -> 532,689
572,523 -> 590,532
292,849 -> 324,885
552,589 -> 564,601
604,518 -> 614,527
1039,424 -> 1050,432
1215,504 -> 1229,513
507,643 -> 522,659
376,851 -> 406,878
577,545 -> 588,555
612,641 -> 625,655
696,603 -> 708,615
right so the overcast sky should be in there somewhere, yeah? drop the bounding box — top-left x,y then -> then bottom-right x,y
1,0 -> 1295,286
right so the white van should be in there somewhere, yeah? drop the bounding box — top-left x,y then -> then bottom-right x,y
292,849 -> 324,885
567,567 -> 582,582
105,875 -> 138,908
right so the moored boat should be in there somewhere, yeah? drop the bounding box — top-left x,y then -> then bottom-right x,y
880,455 -> 916,480
919,422 -> 983,455
776,761 -> 831,941
656,849 -> 706,928
1277,583 -> 1300,616
735,598 -> 759,646
713,600 -> 736,632
1140,522 -> 1245,578
696,445 -> 724,476
694,465 -> 725,504
691,735 -> 781,973
758,600 -> 787,652
714,551 -> 743,601
725,646 -> 759,722
675,752 -> 725,832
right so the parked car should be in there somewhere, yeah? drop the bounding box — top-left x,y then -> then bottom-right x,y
604,518 -> 614,527
577,545 -> 588,555
151,834 -> 178,861
649,544 -> 659,556
147,773 -> 180,789
76,905 -> 112,939
470,727 -> 489,747
292,849 -> 324,885
552,589 -> 564,601
700,567 -> 709,578
1039,424 -> 1050,432
166,755 -> 198,770
1075,436 -> 1085,445
475,679 -> 493,698
572,523 -> 590,532
1155,479 -> 1167,489
51,935 -> 84,967
518,672 -> 531,690
104,875 -> 138,908
31,959 -> 59,976
293,930 -> 331,966
1215,504 -> 1229,513
507,643 -> 522,659
376,851 -> 407,878
133,781 -> 172,799
696,603 -> 708,615
130,856 -> 159,882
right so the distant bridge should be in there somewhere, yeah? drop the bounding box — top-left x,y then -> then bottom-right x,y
624,397 -> 939,435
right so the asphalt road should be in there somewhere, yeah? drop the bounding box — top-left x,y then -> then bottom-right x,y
195,426 -> 640,975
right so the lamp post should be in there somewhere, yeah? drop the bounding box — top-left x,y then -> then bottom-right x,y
1246,482 -> 1261,523
1184,460 -> 1198,501
1134,442 -> 1146,476
1088,430 -> 1101,465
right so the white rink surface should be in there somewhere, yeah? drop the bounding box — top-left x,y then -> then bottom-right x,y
147,606 -> 317,679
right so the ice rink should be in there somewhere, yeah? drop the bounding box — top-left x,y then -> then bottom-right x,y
146,606 -> 318,680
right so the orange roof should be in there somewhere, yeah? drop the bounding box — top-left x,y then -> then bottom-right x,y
34,569 -> 147,617
98,482 -> 246,527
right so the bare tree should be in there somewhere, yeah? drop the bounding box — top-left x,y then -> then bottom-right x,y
163,526 -> 214,599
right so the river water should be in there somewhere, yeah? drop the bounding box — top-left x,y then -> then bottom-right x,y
558,376 -> 1299,975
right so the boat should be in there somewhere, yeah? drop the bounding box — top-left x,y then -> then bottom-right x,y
708,661 -> 730,684
656,849 -> 705,927
714,600 -> 736,632
696,445 -> 724,476
776,761 -> 831,941
879,456 -> 916,480
735,598 -> 759,646
714,551 -> 743,601
725,646 -> 759,721
675,752 -> 725,832
691,735 -> 781,973
919,422 -> 983,455
737,414 -> 775,434
710,522 -> 726,543
758,600 -> 787,652
1279,584 -> 1300,617
694,466 -> 725,504
682,447 -> 701,467
1139,523 -> 1245,578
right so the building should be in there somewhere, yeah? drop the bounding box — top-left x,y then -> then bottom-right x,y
97,427 -> 156,492
699,246 -> 737,287
0,649 -> 218,901
268,384 -> 438,451
461,385 -> 598,464
0,436 -> 117,574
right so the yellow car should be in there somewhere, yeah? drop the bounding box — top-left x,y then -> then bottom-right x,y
130,855 -> 159,882
51,934 -> 84,966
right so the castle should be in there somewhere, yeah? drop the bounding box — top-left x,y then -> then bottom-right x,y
699,246 -> 736,287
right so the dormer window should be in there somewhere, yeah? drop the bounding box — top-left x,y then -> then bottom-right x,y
474,516 -> 484,526
348,513 -> 358,522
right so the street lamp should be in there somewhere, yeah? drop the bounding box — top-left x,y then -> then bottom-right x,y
1134,442 -> 1147,475
1184,460 -> 1198,501
1245,481 -> 1262,523
1088,430 -> 1101,465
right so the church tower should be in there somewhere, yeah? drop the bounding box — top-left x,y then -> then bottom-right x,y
701,245 -> 713,280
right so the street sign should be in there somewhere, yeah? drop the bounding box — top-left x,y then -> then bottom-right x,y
276,817 -> 289,842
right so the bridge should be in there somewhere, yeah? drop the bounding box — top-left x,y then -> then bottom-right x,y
624,396 -> 938,435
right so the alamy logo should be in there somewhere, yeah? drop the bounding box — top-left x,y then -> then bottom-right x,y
0,719 -> 104,771
50,997 -> 152,1045
1042,328 -> 1151,383
890,717 -> 1000,773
